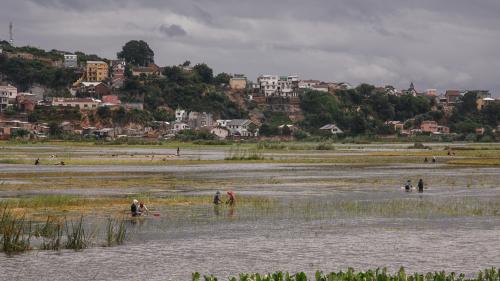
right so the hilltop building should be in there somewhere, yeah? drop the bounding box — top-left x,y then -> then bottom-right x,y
256,75 -> 299,98
229,74 -> 247,90
64,54 -> 78,68
85,61 -> 109,82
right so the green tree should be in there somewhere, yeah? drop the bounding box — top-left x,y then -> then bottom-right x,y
481,102 -> 500,127
299,90 -> 340,130
117,40 -> 154,66
48,122 -> 62,137
214,72 -> 231,85
11,128 -> 30,139
193,63 -> 213,84
97,106 -> 111,120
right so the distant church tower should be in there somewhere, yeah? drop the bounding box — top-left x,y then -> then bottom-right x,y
9,22 -> 14,46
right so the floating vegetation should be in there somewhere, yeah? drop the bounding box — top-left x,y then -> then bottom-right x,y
192,267 -> 500,281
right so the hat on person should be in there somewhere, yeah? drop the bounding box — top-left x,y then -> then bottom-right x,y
133,199 -> 138,204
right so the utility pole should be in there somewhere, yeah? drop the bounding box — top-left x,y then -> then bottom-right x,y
9,22 -> 14,46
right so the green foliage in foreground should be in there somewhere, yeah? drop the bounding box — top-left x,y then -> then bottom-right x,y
193,268 -> 500,281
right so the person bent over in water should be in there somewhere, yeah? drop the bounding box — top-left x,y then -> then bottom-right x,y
131,199 -> 141,217
404,180 -> 412,192
213,191 -> 222,205
139,202 -> 149,215
226,191 -> 236,206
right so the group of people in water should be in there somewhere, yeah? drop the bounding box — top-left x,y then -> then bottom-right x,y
130,199 -> 149,217
33,158 -> 65,166
404,179 -> 425,193
213,190 -> 236,206
129,191 -> 235,217
423,156 -> 437,163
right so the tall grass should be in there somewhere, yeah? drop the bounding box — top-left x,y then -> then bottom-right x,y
0,206 -> 32,253
34,216 -> 63,250
65,216 -> 92,251
105,218 -> 127,247
256,141 -> 335,151
192,268 -> 500,281
225,146 -> 265,160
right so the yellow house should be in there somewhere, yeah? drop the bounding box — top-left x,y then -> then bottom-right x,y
86,61 -> 109,82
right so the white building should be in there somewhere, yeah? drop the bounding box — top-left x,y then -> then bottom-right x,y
0,84 -> 18,113
52,98 -> 101,109
298,80 -> 321,89
217,119 -> 256,137
175,109 -> 187,122
64,54 -> 78,68
256,74 -> 299,97
319,124 -> 343,135
172,122 -> 190,132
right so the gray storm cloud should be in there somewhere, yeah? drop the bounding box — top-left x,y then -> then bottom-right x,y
159,24 -> 187,37
0,0 -> 499,95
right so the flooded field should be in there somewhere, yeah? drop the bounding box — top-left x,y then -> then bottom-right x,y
0,142 -> 499,280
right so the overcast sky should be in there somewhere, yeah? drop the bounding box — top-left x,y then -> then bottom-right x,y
1,0 -> 500,95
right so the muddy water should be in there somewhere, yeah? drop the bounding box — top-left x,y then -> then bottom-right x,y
1,145 -> 500,280
1,216 -> 499,281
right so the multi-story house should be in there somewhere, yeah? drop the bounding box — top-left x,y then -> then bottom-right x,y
64,54 -> 78,68
420,120 -> 450,134
444,90 -> 463,105
110,60 -> 126,88
85,61 -> 109,82
217,119 -> 257,137
256,75 -> 299,98
188,112 -> 214,129
298,80 -> 321,89
0,84 -> 18,113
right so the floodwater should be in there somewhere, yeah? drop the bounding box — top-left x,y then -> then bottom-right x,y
1,144 -> 500,280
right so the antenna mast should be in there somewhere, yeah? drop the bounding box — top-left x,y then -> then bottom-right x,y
9,22 -> 13,45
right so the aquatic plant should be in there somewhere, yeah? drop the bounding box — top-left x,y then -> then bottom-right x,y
315,142 -> 335,151
225,146 -> 265,160
65,216 -> 92,251
105,218 -> 127,247
35,216 -> 63,250
192,268 -> 500,281
0,206 -> 32,253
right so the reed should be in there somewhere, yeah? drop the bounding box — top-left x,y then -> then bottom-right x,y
35,216 -> 63,250
225,146 -> 265,160
0,206 -> 32,253
105,218 -> 127,247
65,216 -> 92,251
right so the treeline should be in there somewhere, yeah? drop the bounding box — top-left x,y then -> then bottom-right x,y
0,53 -> 79,93
297,85 -> 499,139
299,84 -> 433,135
118,62 -> 246,119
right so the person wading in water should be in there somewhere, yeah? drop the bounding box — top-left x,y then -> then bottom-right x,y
418,179 -> 424,193
213,191 -> 222,205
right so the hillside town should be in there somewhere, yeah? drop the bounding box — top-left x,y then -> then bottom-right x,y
1,40 -> 499,141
